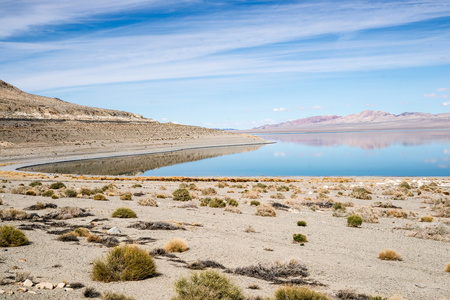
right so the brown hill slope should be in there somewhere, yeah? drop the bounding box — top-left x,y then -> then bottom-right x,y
0,80 -> 151,121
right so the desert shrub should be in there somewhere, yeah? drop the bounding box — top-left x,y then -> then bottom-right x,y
156,194 -> 167,199
209,198 -> 226,208
81,188 -> 94,196
352,207 -> 380,223
103,292 -> 136,300
421,215 -> 434,222
93,193 -> 107,201
50,182 -> 66,189
297,220 -> 307,227
42,190 -> 54,197
244,225 -> 256,233
399,182 -> 411,189
73,227 -> 90,237
29,181 -> 42,187
293,233 -> 308,243
25,190 -> 36,196
255,204 -> 276,217
87,234 -> 103,243
120,193 -> 132,201
224,206 -> 242,214
57,232 -> 79,242
172,270 -> 244,300
165,238 -> 189,253
44,206 -> 91,219
0,208 -> 30,220
65,189 -> 78,198
132,183 -> 142,188
173,189 -> 192,201
378,249 -> 402,261
243,190 -> 260,199
333,202 -> 345,211
385,209 -> 408,218
271,193 -> 285,200
52,194 -> 59,199
274,286 -> 329,300
407,223 -> 449,242
111,207 -> 137,218
0,225 -> 29,247
250,200 -> 260,206
201,187 -> 217,196
227,198 -> 238,207
92,244 -> 157,282
347,215 -> 363,227
432,198 -> 450,217
137,198 -> 158,207
351,187 -> 372,200
277,185 -> 290,192
200,197 -> 211,206
446,262 -> 450,272
217,182 -> 229,188
84,287 -> 101,298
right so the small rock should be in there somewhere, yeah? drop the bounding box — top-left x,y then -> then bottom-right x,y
28,290 -> 37,295
56,282 -> 65,289
0,289 -> 4,294
23,279 -> 33,287
36,282 -> 53,290
18,258 -> 26,262
64,288 -> 73,292
5,290 -> 14,294
107,227 -> 121,234
17,288 -> 27,293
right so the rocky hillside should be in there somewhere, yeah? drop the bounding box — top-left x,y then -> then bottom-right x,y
0,80 -> 153,121
252,110 -> 450,132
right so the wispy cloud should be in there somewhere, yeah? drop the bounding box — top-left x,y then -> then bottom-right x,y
442,101 -> 450,106
2,1 -> 450,91
273,107 -> 287,112
437,88 -> 448,91
310,106 -> 324,110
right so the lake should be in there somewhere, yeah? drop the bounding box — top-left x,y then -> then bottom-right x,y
23,130 -> 450,177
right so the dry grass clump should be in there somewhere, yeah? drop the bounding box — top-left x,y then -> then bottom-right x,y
255,204 -> 276,217
44,206 -> 92,220
201,187 -> 217,195
432,198 -> 450,217
25,190 -> 37,196
274,286 -> 330,300
73,227 -> 90,237
172,270 -> 244,300
57,232 -> 79,242
93,193 -> 107,201
80,188 -> 94,196
64,189 -> 78,198
243,190 -> 260,199
0,208 -> 30,220
103,292 -> 136,300
350,187 -> 372,200
111,207 -> 137,218
225,206 -> 242,214
25,201 -> 57,210
87,234 -> 103,243
271,193 -> 285,199
165,238 -> 189,253
352,207 -> 380,223
385,209 -> 408,218
91,244 -> 157,282
378,249 -> 403,261
137,198 -> 158,207
120,193 -> 132,201
0,225 -> 29,247
420,215 -> 433,222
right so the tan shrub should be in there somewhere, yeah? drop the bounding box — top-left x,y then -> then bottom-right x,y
93,193 -> 106,201
379,249 -> 402,261
164,238 -> 189,253
86,234 -> 102,243
255,204 -> 276,217
137,198 -> 158,207
420,215 -> 433,222
446,262 -> 450,272
352,207 -> 380,223
243,190 -> 260,199
225,206 -> 242,214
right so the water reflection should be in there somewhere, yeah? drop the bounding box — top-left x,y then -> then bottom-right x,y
259,130 -> 450,150
23,144 -> 263,175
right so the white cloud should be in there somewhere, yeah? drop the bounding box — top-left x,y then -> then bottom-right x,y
424,93 -> 438,98
310,106 -> 324,110
273,107 -> 287,112
442,101 -> 450,106
437,88 -> 448,91
365,103 -> 378,107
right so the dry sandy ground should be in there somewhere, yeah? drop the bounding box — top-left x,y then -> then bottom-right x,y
0,172 -> 448,300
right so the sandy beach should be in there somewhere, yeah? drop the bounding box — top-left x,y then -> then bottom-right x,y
0,140 -> 449,300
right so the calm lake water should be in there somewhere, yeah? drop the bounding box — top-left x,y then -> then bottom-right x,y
24,130 -> 450,177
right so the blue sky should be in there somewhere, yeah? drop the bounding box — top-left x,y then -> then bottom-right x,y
1,0 -> 449,129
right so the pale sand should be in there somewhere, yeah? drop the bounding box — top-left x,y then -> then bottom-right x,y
0,141 -> 449,300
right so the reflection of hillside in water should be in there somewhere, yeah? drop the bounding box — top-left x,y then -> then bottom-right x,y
260,130 -> 450,150
24,145 -> 263,175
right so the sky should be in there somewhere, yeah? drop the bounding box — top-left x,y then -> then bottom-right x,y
1,0 -> 449,129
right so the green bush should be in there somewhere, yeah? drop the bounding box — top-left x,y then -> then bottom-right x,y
199,197 -> 211,207
351,187 -> 372,200
65,189 -> 78,198
120,193 -> 132,201
42,190 -> 54,197
333,202 -> 345,210
274,286 -> 329,300
132,184 -> 142,188
50,182 -> 66,189
209,198 -> 225,208
29,181 -> 42,187
173,189 -> 192,201
201,187 -> 217,196
347,214 -> 363,227
112,207 -> 137,218
399,182 -> 411,189
277,185 -> 290,192
80,188 -> 94,196
0,225 -> 29,247
103,292 -> 136,300
293,233 -> 308,243
297,220 -> 307,227
172,270 -> 244,300
91,244 -> 157,282
25,190 -> 36,196
250,200 -> 260,206
227,199 -> 239,207
93,193 -> 107,201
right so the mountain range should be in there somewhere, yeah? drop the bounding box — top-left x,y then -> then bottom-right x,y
251,110 -> 450,132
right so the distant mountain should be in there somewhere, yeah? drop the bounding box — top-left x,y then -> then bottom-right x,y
251,110 -> 450,132
0,80 -> 155,122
